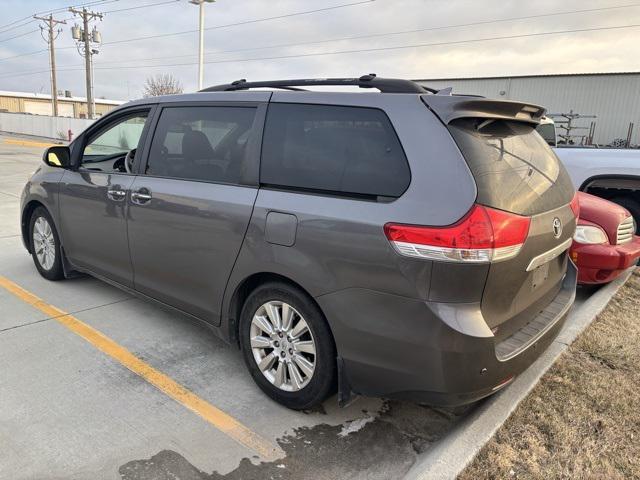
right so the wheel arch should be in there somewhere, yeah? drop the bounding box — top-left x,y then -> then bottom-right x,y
579,174 -> 640,194
21,200 -> 48,253
225,271 -> 335,349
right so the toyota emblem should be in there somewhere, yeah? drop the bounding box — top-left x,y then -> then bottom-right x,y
552,217 -> 562,238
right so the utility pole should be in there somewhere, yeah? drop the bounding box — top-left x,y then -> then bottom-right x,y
34,14 -> 66,117
189,0 -> 215,91
69,7 -> 103,119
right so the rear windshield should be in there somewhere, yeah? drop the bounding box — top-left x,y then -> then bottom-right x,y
448,119 -> 574,216
536,123 -> 556,147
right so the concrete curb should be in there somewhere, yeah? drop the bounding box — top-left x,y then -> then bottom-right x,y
404,268 -> 636,480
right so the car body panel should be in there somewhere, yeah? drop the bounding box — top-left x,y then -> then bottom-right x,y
316,262 -> 576,405
553,147 -> 640,190
20,165 -> 64,252
127,176 -> 258,324
58,170 -> 137,286
570,192 -> 640,284
481,204 -> 576,338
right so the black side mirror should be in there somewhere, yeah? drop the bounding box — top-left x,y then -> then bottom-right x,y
43,145 -> 71,168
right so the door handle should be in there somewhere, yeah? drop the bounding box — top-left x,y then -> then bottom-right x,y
131,187 -> 152,205
107,186 -> 126,201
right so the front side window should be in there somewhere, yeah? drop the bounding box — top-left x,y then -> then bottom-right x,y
81,112 -> 149,169
260,103 -> 410,198
145,106 -> 257,184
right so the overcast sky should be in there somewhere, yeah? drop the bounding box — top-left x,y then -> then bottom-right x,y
1,0 -> 639,100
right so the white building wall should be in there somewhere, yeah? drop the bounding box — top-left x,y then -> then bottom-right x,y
417,74 -> 640,146
0,112 -> 94,140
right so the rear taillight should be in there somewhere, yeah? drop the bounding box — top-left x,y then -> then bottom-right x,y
384,204 -> 531,263
569,192 -> 580,219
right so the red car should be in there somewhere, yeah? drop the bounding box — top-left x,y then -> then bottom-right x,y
570,192 -> 640,284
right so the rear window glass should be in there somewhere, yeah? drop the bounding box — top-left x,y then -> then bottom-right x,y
448,119 -> 573,216
261,103 -> 410,198
535,123 -> 556,147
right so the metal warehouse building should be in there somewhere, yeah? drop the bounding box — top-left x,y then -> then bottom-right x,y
0,90 -> 122,119
415,72 -> 640,146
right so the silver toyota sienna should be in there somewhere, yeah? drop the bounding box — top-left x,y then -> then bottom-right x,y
20,76 -> 578,410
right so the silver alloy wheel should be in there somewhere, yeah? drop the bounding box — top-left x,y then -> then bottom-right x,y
250,300 -> 317,392
33,216 -> 56,271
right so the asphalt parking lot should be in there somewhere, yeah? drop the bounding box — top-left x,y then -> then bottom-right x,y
0,133 -> 593,480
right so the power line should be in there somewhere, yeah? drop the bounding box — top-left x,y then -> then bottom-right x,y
102,0 -> 180,14
89,2 -> 640,67
194,22 -> 640,67
0,2 -> 170,61
0,49 -> 48,62
0,19 -> 37,35
0,0 -> 116,30
100,0 -> 375,46
51,0 -> 375,52
0,28 -> 40,44
10,0 -> 630,64
3,21 -> 639,80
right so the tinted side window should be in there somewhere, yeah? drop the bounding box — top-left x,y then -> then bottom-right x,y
146,106 -> 257,184
82,112 -> 149,168
261,103 -> 410,198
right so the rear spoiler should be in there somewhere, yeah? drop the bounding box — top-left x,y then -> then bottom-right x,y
421,95 -> 546,126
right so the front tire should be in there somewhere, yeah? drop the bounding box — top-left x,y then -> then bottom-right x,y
239,282 -> 336,410
29,206 -> 64,281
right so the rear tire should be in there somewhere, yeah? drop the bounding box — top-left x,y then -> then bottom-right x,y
29,206 -> 64,281
239,282 -> 336,410
610,196 -> 640,234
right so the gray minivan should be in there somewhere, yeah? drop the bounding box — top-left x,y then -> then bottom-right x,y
21,76 -> 578,410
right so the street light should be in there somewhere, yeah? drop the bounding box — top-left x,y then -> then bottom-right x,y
189,0 -> 215,91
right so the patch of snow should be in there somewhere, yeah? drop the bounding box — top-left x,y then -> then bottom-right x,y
338,416 -> 375,437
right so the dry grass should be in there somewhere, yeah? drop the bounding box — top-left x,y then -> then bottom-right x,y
459,270 -> 640,480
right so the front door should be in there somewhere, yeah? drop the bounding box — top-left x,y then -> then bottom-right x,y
127,104 -> 262,324
58,108 -> 153,287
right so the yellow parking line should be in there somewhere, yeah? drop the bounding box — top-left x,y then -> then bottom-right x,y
3,138 -> 58,148
0,276 -> 283,462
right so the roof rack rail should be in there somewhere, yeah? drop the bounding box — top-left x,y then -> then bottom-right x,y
200,74 -> 438,94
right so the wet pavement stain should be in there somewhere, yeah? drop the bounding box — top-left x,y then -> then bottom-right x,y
119,401 -> 474,480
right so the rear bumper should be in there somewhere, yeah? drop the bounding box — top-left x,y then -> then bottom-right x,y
317,262 -> 577,406
571,236 -> 640,284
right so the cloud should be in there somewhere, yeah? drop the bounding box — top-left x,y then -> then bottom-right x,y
0,0 -> 638,100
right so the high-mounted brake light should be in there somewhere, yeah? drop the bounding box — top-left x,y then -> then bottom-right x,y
569,192 -> 580,219
384,204 -> 531,263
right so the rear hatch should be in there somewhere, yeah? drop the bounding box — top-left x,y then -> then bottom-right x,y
423,95 -> 576,342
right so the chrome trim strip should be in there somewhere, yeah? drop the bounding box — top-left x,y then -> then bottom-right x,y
617,216 -> 634,245
525,237 -> 573,272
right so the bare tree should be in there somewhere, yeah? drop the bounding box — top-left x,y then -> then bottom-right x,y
143,74 -> 184,97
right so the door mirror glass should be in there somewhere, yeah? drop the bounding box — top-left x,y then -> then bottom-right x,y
43,146 -> 71,168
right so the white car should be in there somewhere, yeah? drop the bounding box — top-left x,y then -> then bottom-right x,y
537,117 -> 640,233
